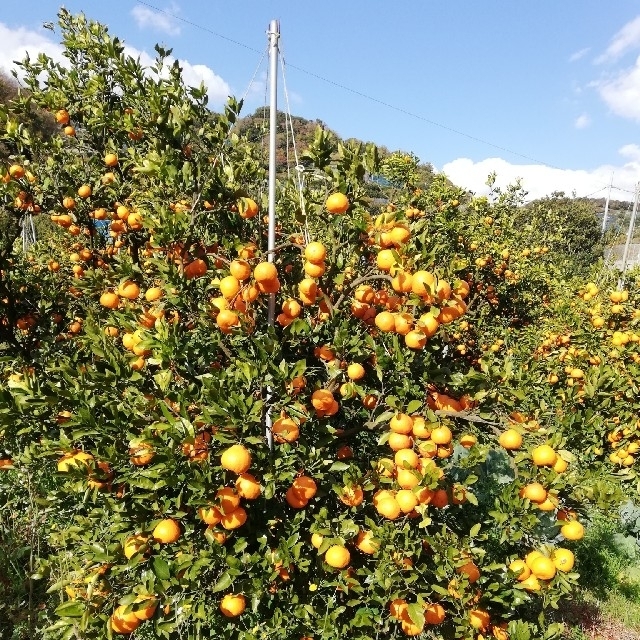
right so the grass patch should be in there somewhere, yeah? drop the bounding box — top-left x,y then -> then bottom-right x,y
559,509 -> 640,639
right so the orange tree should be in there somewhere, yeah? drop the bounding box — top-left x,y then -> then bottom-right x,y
0,10 -> 622,640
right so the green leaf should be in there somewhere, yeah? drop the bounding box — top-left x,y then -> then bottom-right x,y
54,601 -> 85,618
152,556 -> 171,580
212,571 -> 233,592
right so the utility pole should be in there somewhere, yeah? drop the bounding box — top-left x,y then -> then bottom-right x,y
265,19 -> 279,450
21,214 -> 37,253
618,181 -> 640,289
601,172 -> 613,235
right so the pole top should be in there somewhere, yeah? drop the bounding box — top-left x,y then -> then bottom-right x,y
268,19 -> 280,35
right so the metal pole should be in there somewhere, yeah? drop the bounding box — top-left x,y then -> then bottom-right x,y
602,172 -> 613,235
619,181 -> 640,289
265,19 -> 279,450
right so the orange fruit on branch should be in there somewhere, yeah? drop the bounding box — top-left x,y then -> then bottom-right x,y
325,192 -> 349,214
152,518 -> 181,544
220,444 -> 251,474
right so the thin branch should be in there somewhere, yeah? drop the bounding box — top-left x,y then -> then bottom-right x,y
333,273 -> 393,310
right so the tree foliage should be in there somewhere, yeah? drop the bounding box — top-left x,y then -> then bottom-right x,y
0,10 -> 635,640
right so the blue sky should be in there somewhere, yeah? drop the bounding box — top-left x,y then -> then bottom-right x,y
1,1 -> 640,201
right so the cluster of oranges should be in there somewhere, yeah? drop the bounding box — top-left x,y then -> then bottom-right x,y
509,547 -> 575,593
497,419 -> 585,544
108,443 -> 255,631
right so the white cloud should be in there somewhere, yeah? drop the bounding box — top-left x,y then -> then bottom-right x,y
596,15 -> 640,63
574,113 -> 591,129
569,47 -> 590,62
442,149 -> 638,202
0,22 -> 65,76
131,2 -> 181,36
592,55 -> 640,121
124,45 -> 231,106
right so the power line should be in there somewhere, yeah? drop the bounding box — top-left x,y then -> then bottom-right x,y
133,1 -> 637,198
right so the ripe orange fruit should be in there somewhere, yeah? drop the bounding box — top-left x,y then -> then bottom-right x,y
396,489 -> 418,514
395,448 -> 420,469
235,473 -> 261,500
304,261 -> 325,278
220,444 -> 251,474
560,520 -> 584,541
220,506 -> 248,529
411,416 -> 431,439
228,259 -> 251,281
552,548 -> 575,572
354,530 -> 379,554
388,433 -> 413,451
389,225 -> 410,246
391,270 -> 413,293
123,535 -> 149,560
525,550 -> 544,568
183,258 -> 208,279
238,197 -> 259,219
55,109 -> 70,125
272,416 -> 300,443
376,496 -> 402,519
430,425 -> 452,445
285,486 -> 308,508
292,476 -> 317,500
298,278 -> 318,304
376,249 -> 397,272
390,413 -> 414,435
431,489 -> 449,508
77,184 -> 92,198
100,291 -> 120,309
145,287 -> 163,302
111,605 -> 140,634
216,487 -> 241,514
219,275 -> 241,299
105,153 -> 119,167
532,444 -> 557,467
220,593 -> 246,617
118,281 -> 141,300
499,428 -> 522,450
216,309 -> 240,333
530,555 -> 556,580
325,544 -> 350,568
340,485 -> 364,507
425,602 -> 445,625
396,468 -> 419,490
459,433 -> 477,448
411,270 -> 436,297
469,609 -> 490,631
418,314 -> 440,337
520,482 -> 547,504
520,574 -> 541,591
325,192 -> 349,214
63,125 -> 76,136
132,596 -> 158,621
375,311 -> 396,332
389,598 -> 408,620
305,241 -> 327,264
152,518 -> 181,544
457,561 -> 480,583
129,444 -> 155,466
347,363 -> 365,381
9,164 -> 26,179
509,559 -> 531,581
253,261 -> 278,282
198,506 -> 222,525
405,329 -> 427,349
553,456 -> 568,473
